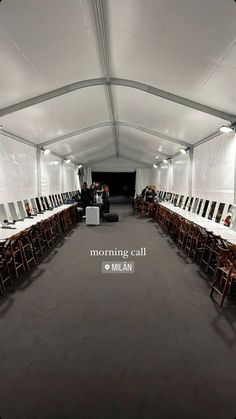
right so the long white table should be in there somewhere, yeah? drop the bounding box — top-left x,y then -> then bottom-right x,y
159,202 -> 236,244
0,204 -> 73,241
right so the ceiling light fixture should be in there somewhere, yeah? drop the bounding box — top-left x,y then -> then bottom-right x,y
219,126 -> 234,133
43,149 -> 51,155
163,159 -> 168,163
155,155 -> 159,159
180,148 -> 187,154
153,164 -> 157,168
65,159 -> 71,163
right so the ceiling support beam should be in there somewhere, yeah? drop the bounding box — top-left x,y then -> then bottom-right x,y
192,130 -> 221,148
0,78 -> 106,118
39,121 -> 113,147
117,121 -> 190,148
111,78 -> 236,123
118,154 -> 150,167
0,78 -> 235,124
0,128 -> 78,164
66,141 -> 115,159
92,0 -> 119,156
84,154 -> 116,166
1,129 -> 37,148
39,120 -> 188,149
119,142 -> 161,162
120,141 -> 169,159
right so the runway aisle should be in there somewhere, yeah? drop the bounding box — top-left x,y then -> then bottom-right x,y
0,204 -> 236,419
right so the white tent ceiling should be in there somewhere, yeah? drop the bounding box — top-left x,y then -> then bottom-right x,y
0,0 -> 236,167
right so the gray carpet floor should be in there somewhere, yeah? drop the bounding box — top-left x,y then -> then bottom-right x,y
0,204 -> 236,419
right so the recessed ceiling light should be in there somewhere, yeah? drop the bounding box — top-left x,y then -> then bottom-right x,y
180,148 -> 187,154
43,149 -> 51,155
155,155 -> 159,159
153,164 -> 157,168
65,159 -> 71,163
219,126 -> 234,133
163,159 -> 168,163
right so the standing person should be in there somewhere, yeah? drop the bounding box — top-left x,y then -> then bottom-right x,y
123,184 -> 129,200
90,183 -> 96,203
102,184 -> 110,214
81,182 -> 92,215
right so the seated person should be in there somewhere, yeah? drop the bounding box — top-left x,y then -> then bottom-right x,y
224,215 -> 231,227
25,202 -> 32,217
144,186 -> 156,203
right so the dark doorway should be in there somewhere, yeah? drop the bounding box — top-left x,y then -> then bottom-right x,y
92,171 -> 136,197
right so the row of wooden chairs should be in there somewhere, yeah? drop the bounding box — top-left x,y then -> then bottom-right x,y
154,204 -> 236,307
134,197 -> 157,218
210,244 -> 236,307
0,205 -> 78,295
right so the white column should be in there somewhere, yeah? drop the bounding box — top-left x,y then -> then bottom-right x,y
188,147 -> 193,197
234,134 -> 236,204
168,159 -> 173,191
36,147 -> 41,197
60,159 -> 64,193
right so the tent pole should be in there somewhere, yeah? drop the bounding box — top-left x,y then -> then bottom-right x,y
188,147 -> 193,197
36,147 -> 41,197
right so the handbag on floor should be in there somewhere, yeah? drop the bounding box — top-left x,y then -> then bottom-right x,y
103,213 -> 119,222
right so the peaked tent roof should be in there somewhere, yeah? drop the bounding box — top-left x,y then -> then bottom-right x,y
0,0 -> 236,166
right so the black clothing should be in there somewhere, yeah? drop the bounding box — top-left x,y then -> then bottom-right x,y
90,187 -> 96,203
81,188 -> 92,205
102,191 -> 110,213
141,187 -> 147,198
81,188 -> 92,214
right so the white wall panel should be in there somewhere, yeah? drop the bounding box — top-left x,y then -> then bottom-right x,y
151,166 -> 160,188
40,153 -> 61,195
172,154 -> 189,194
192,132 -> 235,202
83,167 -> 92,187
135,168 -> 152,195
0,133 -> 37,203
160,164 -> 170,191
63,162 -> 79,193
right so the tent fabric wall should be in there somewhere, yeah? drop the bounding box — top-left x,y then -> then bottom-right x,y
63,163 -> 80,193
41,153 -> 62,196
151,166 -> 160,187
172,154 -> 189,195
84,167 -> 92,186
159,164 -> 170,191
192,132 -> 235,202
0,131 -> 235,205
0,134 -> 80,204
0,133 -> 37,203
135,168 -> 152,195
